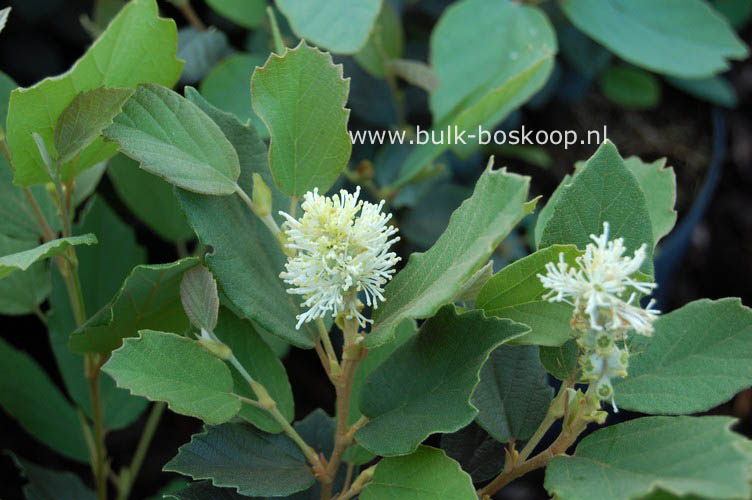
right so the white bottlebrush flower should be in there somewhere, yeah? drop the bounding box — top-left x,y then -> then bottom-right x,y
538,222 -> 659,335
279,186 -> 400,329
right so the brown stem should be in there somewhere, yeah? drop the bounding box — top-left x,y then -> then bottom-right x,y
321,318 -> 364,500
179,1 -> 205,31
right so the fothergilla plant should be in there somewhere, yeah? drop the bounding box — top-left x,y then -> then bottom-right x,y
1,1 -> 752,500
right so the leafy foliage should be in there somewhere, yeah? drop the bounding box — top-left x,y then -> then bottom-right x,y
165,422 -> 315,497
357,306 -> 529,456
545,416 -> 752,500
614,299 -> 752,414
103,330 -> 241,424
7,0 -> 183,185
368,164 -> 531,348
0,235 -> 97,279
251,42 -> 352,196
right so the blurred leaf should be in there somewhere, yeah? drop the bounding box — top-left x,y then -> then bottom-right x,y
368,165 -> 530,348
0,70 -> 16,129
400,182 -> 472,249
557,23 -> 611,79
560,0 -> 748,78
276,0 -> 382,54
338,56 -> 396,127
53,87 -> 134,164
714,0 -> 752,28
354,2 -> 404,78
388,59 -> 439,92
545,416 -> 752,500
176,88 -> 318,349
614,299 -> 752,415
166,481 -> 247,500
104,84 -> 241,195
488,144 -> 552,169
357,306 -> 529,456
537,141 -> 655,275
7,0 -> 183,185
598,64 -> 661,110
361,446 -> 476,500
205,0 -> 266,29
0,234 -> 97,279
251,42 -> 351,196
429,0 -> 556,159
0,7 -> 9,34
666,75 -> 738,107
68,258 -> 198,354
0,234 -> 50,315
199,53 -> 269,137
624,156 -> 676,244
10,454 -> 95,500
440,422 -> 506,483
0,338 -> 89,462
104,330 -> 241,424
473,345 -> 553,443
213,308 -> 294,433
180,265 -> 219,332
164,422 -> 315,497
476,245 -> 580,346
178,27 -> 231,83
107,154 -> 194,243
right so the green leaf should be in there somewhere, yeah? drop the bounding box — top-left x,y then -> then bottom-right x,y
624,156 -> 677,244
166,481 -> 247,500
48,197 -> 148,430
345,319 -> 416,465
178,27 -> 230,83
180,265 -> 219,332
213,308 -> 294,433
0,70 -> 17,129
440,422 -> 506,484
534,174 -> 571,249
472,345 -> 553,443
544,416 -> 752,500
540,339 -> 579,381
367,164 -> 531,348
357,306 -> 529,456
176,88 -> 318,349
614,298 -> 752,415
251,41 -> 351,196
72,161 -> 107,207
68,258 -> 198,354
0,234 -> 97,279
104,84 -> 241,195
0,338 -> 89,462
430,0 -> 556,126
199,53 -> 269,137
598,64 -> 661,110
53,87 -> 134,164
0,153 -> 59,241
10,454 -> 95,500
537,141 -> 655,275
206,0 -> 266,29
360,446 -> 476,500
666,75 -> 738,108
107,154 -> 194,243
7,0 -> 183,186
103,330 -> 241,424
394,57 -> 552,189
387,59 -> 439,93
476,244 -> 580,346
560,0 -> 749,78
164,422 -> 316,497
0,234 -> 50,315
354,2 -> 404,78
276,0 -> 382,54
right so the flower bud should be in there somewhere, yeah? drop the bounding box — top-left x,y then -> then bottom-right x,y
198,337 -> 233,360
251,173 -> 273,217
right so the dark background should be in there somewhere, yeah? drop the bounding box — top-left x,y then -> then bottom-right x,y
1,1 -> 751,499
